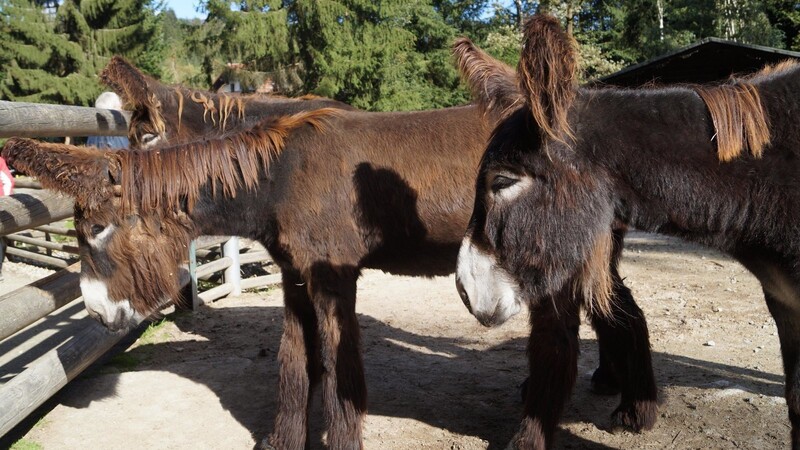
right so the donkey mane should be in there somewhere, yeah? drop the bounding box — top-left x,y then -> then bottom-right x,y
692,60 -> 799,162
517,14 -> 579,145
115,108 -> 338,214
100,56 -> 339,137
452,38 -> 523,120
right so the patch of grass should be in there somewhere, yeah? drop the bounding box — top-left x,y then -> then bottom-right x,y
10,439 -> 43,450
105,352 -> 142,372
247,285 -> 279,295
138,317 -> 173,345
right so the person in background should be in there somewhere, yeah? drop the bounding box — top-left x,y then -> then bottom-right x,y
0,154 -> 14,281
86,92 -> 130,149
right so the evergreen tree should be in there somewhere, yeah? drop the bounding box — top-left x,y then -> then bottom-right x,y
0,0 -> 164,105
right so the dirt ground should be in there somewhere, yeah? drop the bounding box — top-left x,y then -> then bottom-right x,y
5,231 -> 790,449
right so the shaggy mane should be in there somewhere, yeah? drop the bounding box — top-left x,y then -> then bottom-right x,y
692,60 -> 800,162
116,108 -> 339,214
518,14 -> 579,145
452,37 -> 523,120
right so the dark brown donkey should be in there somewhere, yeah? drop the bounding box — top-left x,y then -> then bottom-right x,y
99,56 -> 355,148
457,13 -> 800,449
3,56 -> 653,449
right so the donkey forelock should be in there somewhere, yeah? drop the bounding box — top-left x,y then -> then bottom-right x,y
518,14 -> 579,146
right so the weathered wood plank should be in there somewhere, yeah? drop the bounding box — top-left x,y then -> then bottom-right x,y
0,101 -> 130,138
0,312 -> 140,437
0,190 -> 74,236
6,233 -> 79,254
0,263 -> 81,341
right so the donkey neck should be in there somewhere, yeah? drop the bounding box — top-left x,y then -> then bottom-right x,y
577,85 -> 800,256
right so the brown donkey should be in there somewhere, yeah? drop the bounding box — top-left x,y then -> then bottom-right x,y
99,56 -> 355,148
457,13 -> 800,449
4,57 -> 653,449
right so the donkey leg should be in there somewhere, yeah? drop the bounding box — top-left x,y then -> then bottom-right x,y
763,290 -> 800,449
310,265 -> 366,450
590,267 -> 658,432
513,289 -> 580,450
267,270 -> 321,450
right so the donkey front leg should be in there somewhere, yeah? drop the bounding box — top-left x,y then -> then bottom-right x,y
590,265 -> 658,432
267,270 -> 322,450
764,289 -> 800,449
310,265 -> 366,450
513,289 -> 581,450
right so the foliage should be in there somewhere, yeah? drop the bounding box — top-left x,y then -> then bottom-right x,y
1,0 -> 799,109
0,0 -> 164,105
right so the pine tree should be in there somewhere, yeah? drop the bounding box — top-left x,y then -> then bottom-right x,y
0,0 -> 164,105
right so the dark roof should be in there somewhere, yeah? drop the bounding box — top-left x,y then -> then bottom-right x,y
598,37 -> 800,87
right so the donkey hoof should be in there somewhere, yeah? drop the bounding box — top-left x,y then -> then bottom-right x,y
590,366 -> 620,395
610,400 -> 657,433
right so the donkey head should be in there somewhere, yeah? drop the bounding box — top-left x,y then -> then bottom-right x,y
455,15 -> 615,327
2,109 -> 334,331
2,138 -> 194,330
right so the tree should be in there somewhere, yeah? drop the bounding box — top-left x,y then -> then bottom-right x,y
0,0 -> 164,105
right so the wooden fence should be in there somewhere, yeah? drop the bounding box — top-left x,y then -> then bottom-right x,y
0,100 -> 281,438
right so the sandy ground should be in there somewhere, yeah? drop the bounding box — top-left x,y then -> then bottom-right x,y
3,231 -> 790,449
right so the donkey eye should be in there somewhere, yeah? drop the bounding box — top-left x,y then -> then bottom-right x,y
141,133 -> 160,146
90,224 -> 106,236
490,175 -> 519,193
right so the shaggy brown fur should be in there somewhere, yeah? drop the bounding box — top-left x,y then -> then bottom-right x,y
4,47 -> 658,449
99,56 -> 353,147
517,14 -> 579,145
695,82 -> 770,161
116,108 -> 337,214
2,138 -> 118,210
452,37 -> 524,120
462,11 -> 800,449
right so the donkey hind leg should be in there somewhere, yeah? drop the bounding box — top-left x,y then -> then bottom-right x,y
266,270 -> 322,450
512,288 -> 581,450
310,264 -> 366,450
764,289 -> 800,449
590,265 -> 658,432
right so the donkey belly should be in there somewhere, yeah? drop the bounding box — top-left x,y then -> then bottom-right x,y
361,241 -> 461,276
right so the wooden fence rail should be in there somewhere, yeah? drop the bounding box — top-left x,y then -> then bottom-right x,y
0,100 -> 281,439
0,100 -> 130,138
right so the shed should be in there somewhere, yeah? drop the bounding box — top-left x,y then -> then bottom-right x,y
598,38 -> 800,87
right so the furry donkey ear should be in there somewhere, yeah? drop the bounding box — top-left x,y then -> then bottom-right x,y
99,56 -> 152,109
452,37 -> 524,122
1,138 -> 119,209
517,14 -> 579,144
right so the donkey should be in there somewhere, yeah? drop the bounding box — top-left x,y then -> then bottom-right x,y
99,56 -> 355,148
108,51 -> 659,436
456,13 -> 800,449
3,57 -> 653,449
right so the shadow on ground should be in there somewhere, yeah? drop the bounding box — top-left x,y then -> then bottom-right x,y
10,298 -> 780,449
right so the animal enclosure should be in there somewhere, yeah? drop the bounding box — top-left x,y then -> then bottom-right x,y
0,99 -> 279,437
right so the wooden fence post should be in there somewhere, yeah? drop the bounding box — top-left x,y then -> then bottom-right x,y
222,237 -> 241,296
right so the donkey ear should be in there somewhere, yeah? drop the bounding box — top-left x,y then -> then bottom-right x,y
453,37 -> 523,122
1,138 -> 119,208
517,14 -> 579,144
100,56 -> 153,110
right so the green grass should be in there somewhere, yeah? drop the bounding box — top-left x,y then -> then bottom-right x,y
105,352 -> 142,372
10,439 -> 43,450
138,317 -> 173,345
